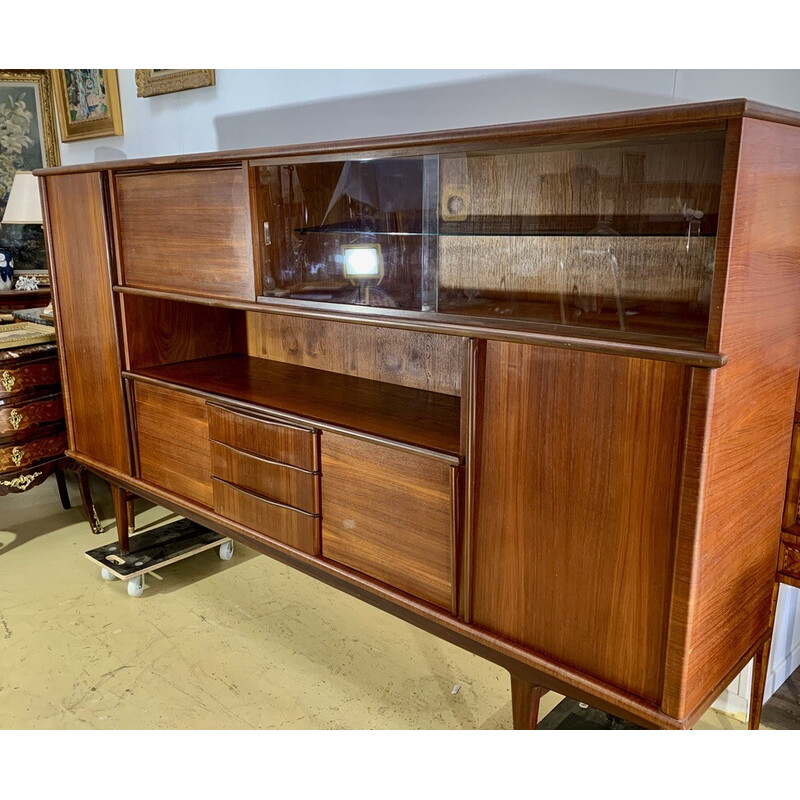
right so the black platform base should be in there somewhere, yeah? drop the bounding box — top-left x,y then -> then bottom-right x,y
538,698 -> 643,730
85,519 -> 228,581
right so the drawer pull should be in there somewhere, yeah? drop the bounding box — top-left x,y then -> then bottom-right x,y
0,471 -> 42,491
11,447 -> 24,467
9,409 -> 23,430
1,371 -> 15,392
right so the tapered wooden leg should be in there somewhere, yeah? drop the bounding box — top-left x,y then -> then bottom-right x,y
112,485 -> 130,555
748,583 -> 779,730
748,637 -> 772,730
510,674 -> 548,730
126,494 -> 136,537
76,467 -> 103,535
55,463 -> 70,510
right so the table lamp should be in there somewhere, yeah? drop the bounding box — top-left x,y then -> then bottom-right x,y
0,171 -> 45,293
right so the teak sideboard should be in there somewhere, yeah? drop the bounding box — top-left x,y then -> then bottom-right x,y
37,99 -> 800,729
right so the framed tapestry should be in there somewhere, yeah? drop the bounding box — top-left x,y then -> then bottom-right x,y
0,70 -> 60,271
52,69 -> 123,141
135,70 -> 215,97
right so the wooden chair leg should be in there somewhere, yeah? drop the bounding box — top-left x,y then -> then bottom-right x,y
111,485 -> 130,555
55,462 -> 70,510
510,674 -> 548,730
76,467 -> 103,535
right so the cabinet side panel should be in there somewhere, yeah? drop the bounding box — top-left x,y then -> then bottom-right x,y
666,119 -> 800,717
43,172 -> 130,474
471,342 -> 689,703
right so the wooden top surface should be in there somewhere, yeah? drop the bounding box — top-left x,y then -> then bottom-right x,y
129,354 -> 462,457
35,99 -> 800,176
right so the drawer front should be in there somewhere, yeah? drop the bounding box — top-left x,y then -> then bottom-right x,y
0,359 -> 60,399
783,424 -> 800,534
321,433 -> 457,612
0,395 -> 64,437
135,382 -> 213,507
207,403 -> 318,471
210,441 -> 319,513
0,430 -> 67,471
116,167 -> 255,301
212,478 -> 319,556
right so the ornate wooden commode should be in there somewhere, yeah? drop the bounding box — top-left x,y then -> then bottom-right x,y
37,99 -> 800,728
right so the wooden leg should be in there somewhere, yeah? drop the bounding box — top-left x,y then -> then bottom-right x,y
126,493 -> 136,537
112,485 -> 131,555
76,467 -> 103,535
748,583 -> 779,730
510,674 -> 548,730
55,463 -> 70,510
748,637 -> 772,730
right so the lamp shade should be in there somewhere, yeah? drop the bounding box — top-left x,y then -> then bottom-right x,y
1,172 -> 43,225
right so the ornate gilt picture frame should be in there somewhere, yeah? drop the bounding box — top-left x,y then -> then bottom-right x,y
0,69 -> 60,271
135,70 -> 216,98
51,69 -> 123,142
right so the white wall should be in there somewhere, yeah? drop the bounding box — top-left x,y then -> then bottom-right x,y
59,69 -> 800,165
58,68 -> 800,715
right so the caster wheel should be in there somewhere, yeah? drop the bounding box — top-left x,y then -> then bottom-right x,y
219,540 -> 234,561
100,567 -> 116,581
127,576 -> 145,597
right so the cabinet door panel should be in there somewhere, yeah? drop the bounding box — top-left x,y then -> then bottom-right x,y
135,382 -> 212,507
321,433 -> 456,612
115,167 -> 254,300
43,172 -> 130,474
471,342 -> 689,703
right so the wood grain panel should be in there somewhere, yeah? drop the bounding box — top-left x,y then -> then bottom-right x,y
207,403 -> 318,470
42,172 -> 131,474
121,294 -> 237,370
438,235 -> 716,304
134,382 -> 212,507
471,341 -> 690,702
210,441 -> 319,513
663,119 -> 800,718
212,477 -> 319,555
243,313 -> 463,396
321,432 -> 456,612
115,167 -> 255,300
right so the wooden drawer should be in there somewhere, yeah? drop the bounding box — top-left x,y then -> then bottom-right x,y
0,359 -> 60,399
116,167 -> 255,301
135,382 -> 213,507
0,394 -> 63,437
0,430 -> 67,471
207,403 -> 318,471
212,477 -> 319,556
321,433 -> 457,612
210,441 -> 319,513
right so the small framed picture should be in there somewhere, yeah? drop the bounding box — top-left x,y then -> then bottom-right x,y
52,69 -> 123,142
135,70 -> 215,98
